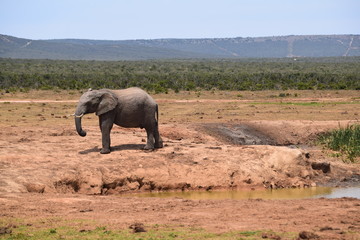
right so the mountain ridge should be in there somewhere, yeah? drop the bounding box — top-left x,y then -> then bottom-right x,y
1,34 -> 359,60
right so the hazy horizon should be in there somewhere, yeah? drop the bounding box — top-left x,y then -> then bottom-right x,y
3,33 -> 360,42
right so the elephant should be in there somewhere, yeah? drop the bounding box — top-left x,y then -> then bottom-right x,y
74,87 -> 163,154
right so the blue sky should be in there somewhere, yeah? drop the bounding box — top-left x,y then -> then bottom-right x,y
1,0 -> 359,40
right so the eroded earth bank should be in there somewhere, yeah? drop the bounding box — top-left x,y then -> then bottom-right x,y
0,121 -> 359,194
1,119 -> 359,239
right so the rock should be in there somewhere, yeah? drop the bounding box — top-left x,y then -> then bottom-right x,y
319,226 -> 336,231
128,181 -> 140,190
311,162 -> 330,173
129,222 -> 146,233
77,170 -> 103,194
244,178 -> 252,184
262,232 -> 281,239
24,183 -> 45,193
297,181 -> 305,188
207,146 -> 222,150
300,170 -> 310,179
298,231 -> 319,239
0,227 -> 12,235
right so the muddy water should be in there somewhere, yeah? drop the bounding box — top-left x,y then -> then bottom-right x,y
204,124 -> 276,145
134,187 -> 360,200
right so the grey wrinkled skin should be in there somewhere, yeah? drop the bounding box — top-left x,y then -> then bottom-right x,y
74,87 -> 163,154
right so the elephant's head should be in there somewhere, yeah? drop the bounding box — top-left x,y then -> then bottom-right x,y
74,89 -> 118,137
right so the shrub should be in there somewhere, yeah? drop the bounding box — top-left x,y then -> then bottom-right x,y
0,58 -> 359,92
318,124 -> 360,162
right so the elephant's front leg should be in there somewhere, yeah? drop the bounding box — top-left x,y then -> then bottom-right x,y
99,113 -> 114,154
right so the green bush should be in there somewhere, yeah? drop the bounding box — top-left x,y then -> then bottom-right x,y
319,124 -> 360,162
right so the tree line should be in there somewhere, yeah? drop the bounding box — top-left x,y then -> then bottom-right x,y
0,58 -> 359,93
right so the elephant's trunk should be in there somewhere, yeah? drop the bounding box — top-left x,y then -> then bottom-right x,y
75,114 -> 87,137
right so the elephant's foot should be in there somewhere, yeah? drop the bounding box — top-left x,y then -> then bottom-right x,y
100,148 -> 111,154
155,141 -> 163,148
143,144 -> 154,151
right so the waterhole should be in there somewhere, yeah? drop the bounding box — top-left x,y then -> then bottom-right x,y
204,124 -> 275,145
132,187 -> 360,200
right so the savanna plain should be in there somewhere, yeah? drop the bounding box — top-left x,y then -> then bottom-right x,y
0,89 -> 359,239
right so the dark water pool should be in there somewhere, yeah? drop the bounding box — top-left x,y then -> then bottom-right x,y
133,187 -> 360,200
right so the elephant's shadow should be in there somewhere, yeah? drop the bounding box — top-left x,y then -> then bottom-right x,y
79,144 -> 145,154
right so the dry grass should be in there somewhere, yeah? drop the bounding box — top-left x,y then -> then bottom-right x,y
157,89 -> 360,123
0,90 -> 359,128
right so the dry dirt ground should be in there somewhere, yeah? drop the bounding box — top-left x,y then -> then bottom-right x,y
0,90 -> 360,239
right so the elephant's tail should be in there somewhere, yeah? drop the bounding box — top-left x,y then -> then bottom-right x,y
155,104 -> 159,126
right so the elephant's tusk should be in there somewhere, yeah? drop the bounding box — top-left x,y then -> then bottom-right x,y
73,113 -> 84,118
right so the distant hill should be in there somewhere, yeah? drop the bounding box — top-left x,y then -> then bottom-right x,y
1,34 -> 359,60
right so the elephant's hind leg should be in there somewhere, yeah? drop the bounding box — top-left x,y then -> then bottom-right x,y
144,127 -> 155,150
154,126 -> 163,148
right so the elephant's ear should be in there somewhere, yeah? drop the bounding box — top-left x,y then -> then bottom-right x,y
96,93 -> 117,116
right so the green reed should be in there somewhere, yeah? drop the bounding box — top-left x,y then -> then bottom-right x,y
319,124 -> 360,162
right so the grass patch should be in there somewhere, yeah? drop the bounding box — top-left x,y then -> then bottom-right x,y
0,218 -> 292,240
318,124 -> 360,162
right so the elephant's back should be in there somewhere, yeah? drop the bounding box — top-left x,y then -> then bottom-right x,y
114,87 -> 146,96
113,87 -> 156,107
115,87 -> 145,94
112,87 -> 157,128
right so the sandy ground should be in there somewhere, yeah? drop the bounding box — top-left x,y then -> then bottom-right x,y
0,92 -> 360,239
1,192 -> 359,239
